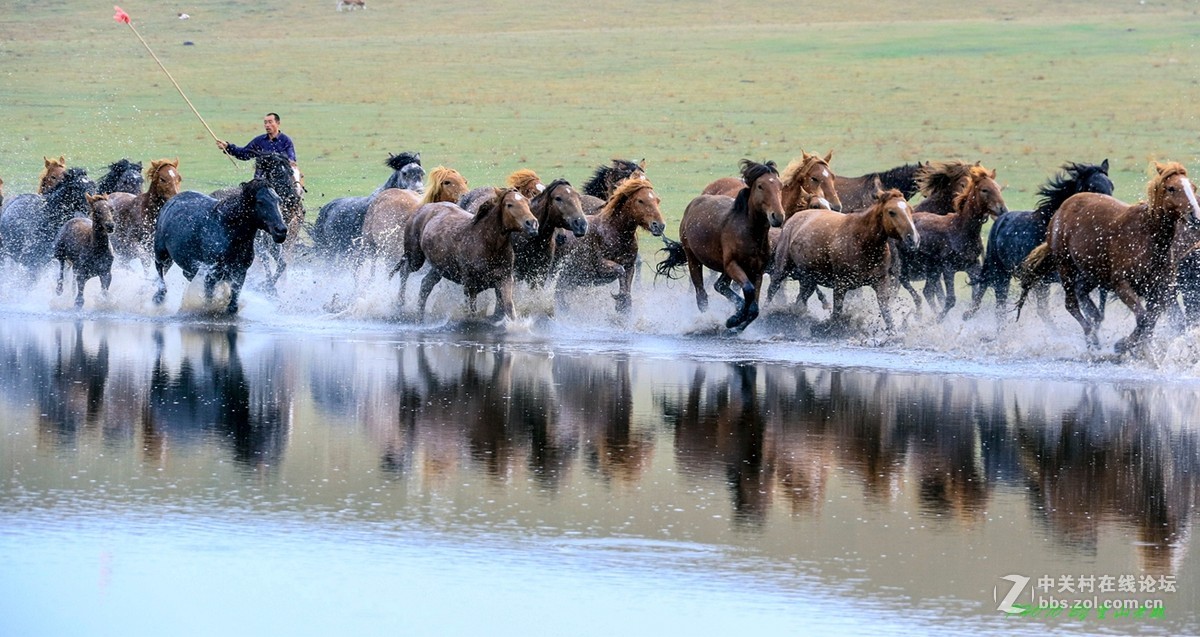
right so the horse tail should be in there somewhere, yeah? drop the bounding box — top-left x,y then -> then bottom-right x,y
655,236 -> 687,280
1014,242 -> 1053,320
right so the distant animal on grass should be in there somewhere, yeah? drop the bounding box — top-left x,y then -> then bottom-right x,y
555,177 -> 664,314
767,189 -> 920,334
658,159 -> 785,332
313,151 -> 424,260
153,179 -> 288,315
337,0 -> 365,10
53,193 -> 116,308
1017,162 -> 1200,353
964,160 -> 1113,321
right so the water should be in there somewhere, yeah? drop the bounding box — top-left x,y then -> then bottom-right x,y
0,259 -> 1198,636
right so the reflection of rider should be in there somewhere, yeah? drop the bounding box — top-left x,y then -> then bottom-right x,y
216,112 -> 297,178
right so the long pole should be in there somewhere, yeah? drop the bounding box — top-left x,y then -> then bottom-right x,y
113,6 -> 238,168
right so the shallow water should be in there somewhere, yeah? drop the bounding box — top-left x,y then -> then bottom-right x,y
1,259 -> 1199,636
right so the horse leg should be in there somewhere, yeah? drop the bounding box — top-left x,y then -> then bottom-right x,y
901,277 -> 923,315
873,280 -> 895,333
417,270 -> 442,321
1109,280 -> 1150,353
494,277 -> 516,322
713,274 -> 742,312
226,271 -> 249,315
937,271 -> 957,321
55,259 -> 66,296
153,253 -> 172,305
722,263 -> 758,330
615,264 -> 634,314
1060,273 -> 1098,349
813,287 -> 830,311
685,248 -> 708,312
74,273 -> 87,308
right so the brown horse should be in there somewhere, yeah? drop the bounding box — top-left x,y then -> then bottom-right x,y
664,160 -> 784,331
360,165 -> 468,269
109,158 -> 182,264
899,165 -> 1006,319
38,156 -> 67,194
555,177 -> 665,314
580,158 -> 647,214
459,168 -> 544,214
513,179 -> 587,286
781,150 -> 842,213
913,160 -> 975,214
767,189 -> 919,333
53,193 -> 116,308
1017,162 -> 1200,353
834,162 -> 925,212
398,188 -> 538,321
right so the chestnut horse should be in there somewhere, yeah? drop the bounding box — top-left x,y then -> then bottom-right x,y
38,156 -> 68,194
834,162 -> 925,212
512,178 -> 587,286
1017,162 -> 1200,353
913,160 -> 975,214
53,193 -> 116,308
766,189 -> 920,333
555,177 -> 664,314
660,159 -> 785,331
109,158 -> 182,264
360,165 -> 468,270
781,150 -> 842,213
459,168 -> 544,214
398,188 -> 538,321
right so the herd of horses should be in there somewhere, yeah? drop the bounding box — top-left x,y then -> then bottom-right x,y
1,149 -> 1198,356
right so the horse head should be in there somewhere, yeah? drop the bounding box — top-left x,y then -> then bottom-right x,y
85,193 -> 116,234
38,155 -> 67,194
535,179 -> 587,237
147,158 -> 183,200
604,177 -> 664,236
97,158 -> 143,194
583,158 -> 646,199
45,167 -> 97,220
954,165 -> 1006,218
422,166 -> 469,204
783,150 -> 841,212
875,189 -> 919,249
1035,160 -> 1114,221
1150,162 -> 1200,226
738,159 -> 784,228
506,169 -> 544,201
243,179 -> 288,243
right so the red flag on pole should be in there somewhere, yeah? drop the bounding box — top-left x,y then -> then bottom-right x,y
113,6 -> 131,24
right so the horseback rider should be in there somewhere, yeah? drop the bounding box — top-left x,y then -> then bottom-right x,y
217,112 -> 297,179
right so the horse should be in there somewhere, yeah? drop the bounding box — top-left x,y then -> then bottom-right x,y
53,193 -> 116,308
248,153 -> 306,290
554,177 -> 664,314
512,178 -> 587,286
360,165 -> 468,270
153,179 -> 288,315
108,158 -> 182,265
964,160 -> 1113,321
37,156 -> 67,194
1172,215 -> 1200,322
95,158 -> 143,195
898,164 -> 1007,319
0,167 -> 96,272
766,189 -> 920,333
657,160 -> 784,331
459,168 -> 544,214
312,151 -> 423,260
580,158 -> 646,214
781,150 -> 842,213
833,162 -> 925,212
912,160 -> 975,214
337,0 -> 365,10
395,188 -> 538,321
1016,162 -> 1200,353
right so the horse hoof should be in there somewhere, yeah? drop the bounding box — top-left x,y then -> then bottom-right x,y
153,291 -> 166,305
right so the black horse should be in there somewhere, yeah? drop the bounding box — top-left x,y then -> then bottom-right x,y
964,160 -> 1113,320
580,158 -> 646,213
0,167 -> 96,272
312,151 -> 423,260
153,179 -> 288,314
95,158 -> 143,195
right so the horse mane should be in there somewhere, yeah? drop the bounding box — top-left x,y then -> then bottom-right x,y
421,166 -> 465,204
599,177 -> 653,217
875,162 -> 924,199
43,167 -> 95,214
37,155 -> 67,194
583,159 -> 643,198
1034,161 -> 1108,219
95,158 -> 142,193
951,165 -> 996,213
1148,162 -> 1189,209
473,187 -> 512,225
385,151 -> 421,171
731,159 -> 779,216
781,152 -> 827,189
506,169 -> 541,192
916,160 -> 974,198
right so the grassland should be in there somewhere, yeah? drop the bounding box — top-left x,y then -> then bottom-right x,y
2,0 -> 1200,223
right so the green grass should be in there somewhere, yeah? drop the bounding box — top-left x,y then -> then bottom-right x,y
3,0 -> 1200,225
